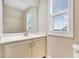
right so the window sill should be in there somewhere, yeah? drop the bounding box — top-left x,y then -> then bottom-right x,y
48,32 -> 73,38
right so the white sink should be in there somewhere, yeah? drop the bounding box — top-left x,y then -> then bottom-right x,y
72,44 -> 79,58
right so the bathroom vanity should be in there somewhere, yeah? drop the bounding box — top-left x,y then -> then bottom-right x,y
0,33 -> 47,58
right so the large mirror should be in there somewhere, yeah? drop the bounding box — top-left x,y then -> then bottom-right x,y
3,0 -> 39,36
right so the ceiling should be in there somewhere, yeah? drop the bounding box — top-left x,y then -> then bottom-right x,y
4,0 -> 39,10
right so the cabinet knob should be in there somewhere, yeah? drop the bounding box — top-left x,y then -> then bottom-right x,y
32,41 -> 35,47
28,42 -> 31,48
33,42 -> 35,46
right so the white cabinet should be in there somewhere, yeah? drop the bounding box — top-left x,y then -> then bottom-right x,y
0,46 -> 2,57
0,37 -> 47,58
32,38 -> 46,58
5,40 -> 32,58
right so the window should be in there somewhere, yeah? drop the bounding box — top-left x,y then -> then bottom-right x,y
26,8 -> 38,32
26,11 -> 32,32
49,0 -> 73,37
50,0 -> 69,32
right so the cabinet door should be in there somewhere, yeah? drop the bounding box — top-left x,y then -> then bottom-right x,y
0,45 -> 5,58
0,45 -> 1,57
32,37 -> 46,58
5,40 -> 32,58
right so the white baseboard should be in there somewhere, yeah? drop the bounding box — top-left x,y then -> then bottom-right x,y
46,54 -> 52,58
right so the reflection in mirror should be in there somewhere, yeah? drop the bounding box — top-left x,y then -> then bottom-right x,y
3,5 -> 26,33
3,0 -> 39,35
26,7 -> 38,32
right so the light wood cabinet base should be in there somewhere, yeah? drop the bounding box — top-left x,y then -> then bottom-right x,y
0,37 -> 47,58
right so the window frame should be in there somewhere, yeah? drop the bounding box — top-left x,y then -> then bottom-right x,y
26,11 -> 32,32
48,0 -> 73,37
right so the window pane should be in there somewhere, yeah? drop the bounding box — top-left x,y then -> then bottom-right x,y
53,0 -> 68,13
53,13 -> 69,31
26,12 -> 32,31
27,13 -> 32,22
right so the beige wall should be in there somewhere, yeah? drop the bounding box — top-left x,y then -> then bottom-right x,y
47,36 -> 74,58
3,5 -> 26,33
74,0 -> 79,43
38,0 -> 79,58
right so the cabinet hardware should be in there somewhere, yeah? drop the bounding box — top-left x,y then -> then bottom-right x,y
31,41 -> 35,47
28,43 -> 31,48
33,42 -> 35,47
